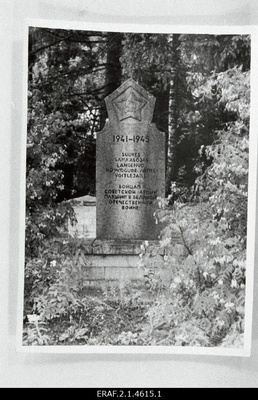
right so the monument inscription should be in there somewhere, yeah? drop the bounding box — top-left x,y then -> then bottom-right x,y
96,79 -> 165,240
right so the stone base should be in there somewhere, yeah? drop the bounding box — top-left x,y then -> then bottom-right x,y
93,239 -> 164,255
81,239 -> 165,287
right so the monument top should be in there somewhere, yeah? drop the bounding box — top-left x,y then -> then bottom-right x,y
105,78 -> 156,125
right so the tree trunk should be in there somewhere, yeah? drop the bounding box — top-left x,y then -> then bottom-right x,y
166,34 -> 181,195
99,32 -> 123,129
153,87 -> 170,189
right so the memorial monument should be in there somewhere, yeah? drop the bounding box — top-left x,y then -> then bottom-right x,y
80,79 -> 166,285
96,78 -> 165,241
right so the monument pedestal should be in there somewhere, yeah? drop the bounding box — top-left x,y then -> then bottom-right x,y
82,239 -> 165,287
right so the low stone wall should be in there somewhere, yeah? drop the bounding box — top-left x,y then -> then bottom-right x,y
67,195 -> 96,238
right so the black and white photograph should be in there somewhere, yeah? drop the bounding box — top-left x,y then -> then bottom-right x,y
18,23 -> 256,355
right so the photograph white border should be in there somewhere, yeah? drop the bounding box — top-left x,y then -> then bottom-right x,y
16,18 -> 258,357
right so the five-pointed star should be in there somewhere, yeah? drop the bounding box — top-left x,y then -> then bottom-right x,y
113,91 -> 146,121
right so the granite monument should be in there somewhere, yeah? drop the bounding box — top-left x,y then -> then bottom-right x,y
96,79 -> 165,240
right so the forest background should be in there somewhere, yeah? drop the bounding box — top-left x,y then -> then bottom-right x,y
24,28 -> 250,347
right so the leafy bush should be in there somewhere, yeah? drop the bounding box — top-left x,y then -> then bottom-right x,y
138,199 -> 246,347
23,237 -> 149,345
24,237 -> 92,319
135,66 -> 249,348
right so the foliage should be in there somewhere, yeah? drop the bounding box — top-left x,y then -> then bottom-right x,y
24,236 -> 148,346
171,35 -> 250,194
23,315 -> 51,346
24,237 -> 91,317
121,33 -> 250,194
23,238 -> 149,345
121,33 -> 174,91
26,28 -> 104,256
137,200 -> 246,347
28,28 -> 99,198
136,61 -> 249,347
26,107 -> 77,256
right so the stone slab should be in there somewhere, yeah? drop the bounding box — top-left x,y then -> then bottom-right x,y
96,78 -> 165,240
84,266 -> 105,281
92,239 -> 165,255
90,254 -> 139,268
104,266 -> 144,281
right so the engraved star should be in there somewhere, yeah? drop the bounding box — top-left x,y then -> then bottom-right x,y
113,91 -> 146,121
